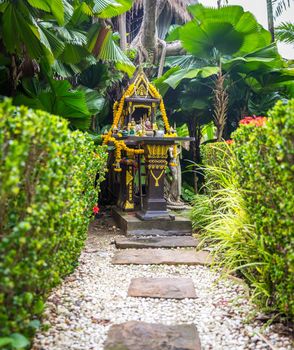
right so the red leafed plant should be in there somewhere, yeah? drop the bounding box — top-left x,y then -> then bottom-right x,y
239,115 -> 267,127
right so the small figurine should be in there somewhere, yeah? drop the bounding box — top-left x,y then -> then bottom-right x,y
113,126 -> 118,134
135,120 -> 143,136
127,121 -> 132,133
129,118 -> 136,135
141,118 -> 146,136
145,116 -> 154,136
155,129 -> 165,137
145,116 -> 152,130
122,126 -> 128,137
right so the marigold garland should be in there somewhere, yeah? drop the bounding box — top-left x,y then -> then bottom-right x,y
149,84 -> 171,133
103,81 -> 175,171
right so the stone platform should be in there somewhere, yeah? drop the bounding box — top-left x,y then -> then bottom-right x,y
112,208 -> 192,236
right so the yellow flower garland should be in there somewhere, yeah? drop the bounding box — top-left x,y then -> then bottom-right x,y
104,81 -> 176,170
149,84 -> 171,133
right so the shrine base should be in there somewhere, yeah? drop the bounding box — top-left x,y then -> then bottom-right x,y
112,207 -> 192,236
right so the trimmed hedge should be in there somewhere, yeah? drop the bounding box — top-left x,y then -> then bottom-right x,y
232,100 -> 294,317
196,100 -> 293,318
0,100 -> 107,346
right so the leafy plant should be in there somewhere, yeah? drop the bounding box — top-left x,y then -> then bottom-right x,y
275,21 -> 294,44
232,99 -> 294,317
0,0 -> 135,131
195,100 -> 294,319
160,5 -> 294,143
0,100 -> 108,347
190,194 -> 213,232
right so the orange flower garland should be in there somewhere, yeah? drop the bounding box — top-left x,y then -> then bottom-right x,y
103,81 -> 176,171
149,84 -> 171,133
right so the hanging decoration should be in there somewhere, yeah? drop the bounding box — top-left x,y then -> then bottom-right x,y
102,70 -> 177,171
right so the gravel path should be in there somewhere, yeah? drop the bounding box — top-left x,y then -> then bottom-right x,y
32,217 -> 293,350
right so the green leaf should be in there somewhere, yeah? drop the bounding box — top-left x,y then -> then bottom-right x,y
28,319 -> 41,330
93,0 -> 133,18
0,338 -> 13,348
78,87 -> 106,115
28,0 -> 64,25
181,4 -> 271,58
166,24 -> 181,42
48,0 -> 65,26
275,21 -> 294,44
153,66 -> 180,95
38,24 -> 66,58
27,0 -> 50,12
33,299 -> 44,314
14,79 -> 92,130
58,44 -> 90,64
10,334 -> 30,349
2,3 -> 54,63
91,29 -> 135,77
164,66 -> 219,89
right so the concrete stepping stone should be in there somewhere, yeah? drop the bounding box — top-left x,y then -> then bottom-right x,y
115,236 -> 199,249
128,277 -> 196,299
112,249 -> 212,266
104,321 -> 201,350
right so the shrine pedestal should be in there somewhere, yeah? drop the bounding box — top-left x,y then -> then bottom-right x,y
112,208 -> 192,236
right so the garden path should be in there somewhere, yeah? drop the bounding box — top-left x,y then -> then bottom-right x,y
32,214 -> 292,350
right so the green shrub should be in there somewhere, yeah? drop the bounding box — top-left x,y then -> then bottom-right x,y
195,100 -> 294,319
190,194 -> 213,232
0,100 -> 108,346
201,142 -> 231,195
232,99 -> 294,318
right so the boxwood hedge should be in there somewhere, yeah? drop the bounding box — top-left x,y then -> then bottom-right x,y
0,100 -> 107,347
195,100 -> 293,319
233,100 -> 294,317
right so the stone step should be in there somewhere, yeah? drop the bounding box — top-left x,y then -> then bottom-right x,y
128,277 -> 196,299
112,249 -> 212,266
115,236 -> 199,249
104,321 -> 201,350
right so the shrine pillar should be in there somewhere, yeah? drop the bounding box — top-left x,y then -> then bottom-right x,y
137,141 -> 174,221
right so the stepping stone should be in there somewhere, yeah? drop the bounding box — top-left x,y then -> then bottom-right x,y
112,249 -> 212,266
104,321 -> 201,350
128,277 -> 196,299
115,236 -> 199,249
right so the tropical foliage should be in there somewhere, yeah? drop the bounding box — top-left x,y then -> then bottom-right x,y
0,100 -> 108,348
194,100 -> 294,319
154,4 -> 293,180
0,0 -> 135,130
276,22 -> 294,44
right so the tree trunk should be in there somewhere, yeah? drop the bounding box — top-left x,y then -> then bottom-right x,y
130,0 -> 185,64
141,0 -> 157,62
118,13 -> 127,51
213,67 -> 228,141
217,0 -> 228,8
266,0 -> 275,41
188,119 -> 202,193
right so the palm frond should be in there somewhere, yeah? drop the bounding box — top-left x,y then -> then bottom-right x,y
93,0 -> 133,18
275,21 -> 294,44
165,55 -> 210,69
272,0 -> 294,17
